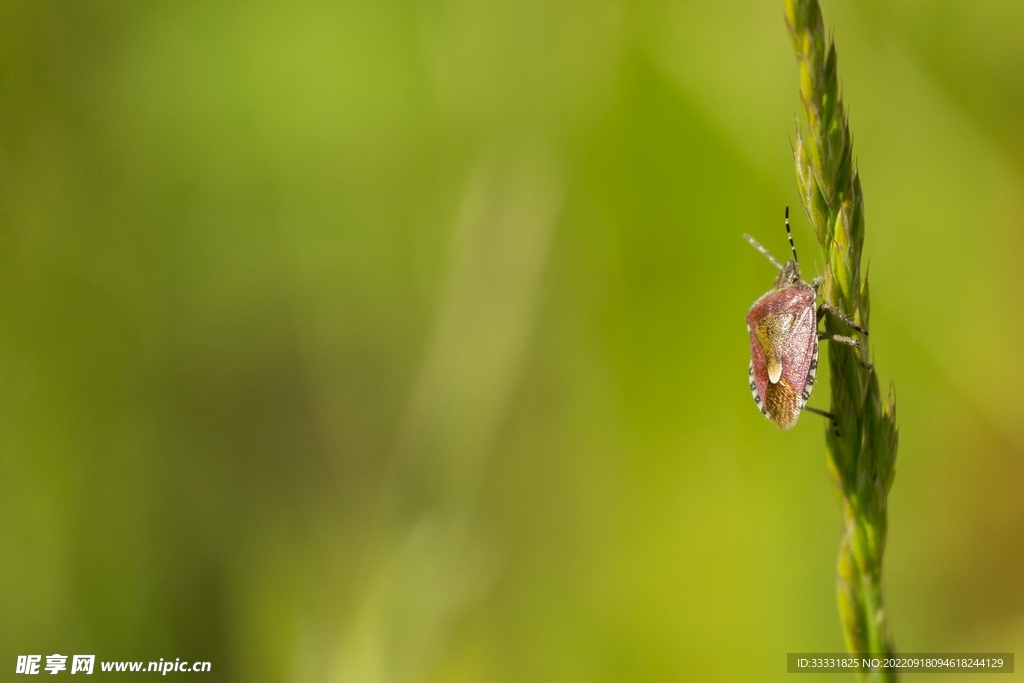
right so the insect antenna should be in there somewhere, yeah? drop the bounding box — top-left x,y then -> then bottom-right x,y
743,234 -> 783,271
784,205 -> 799,264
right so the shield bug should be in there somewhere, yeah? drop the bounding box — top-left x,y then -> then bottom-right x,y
745,207 -> 867,430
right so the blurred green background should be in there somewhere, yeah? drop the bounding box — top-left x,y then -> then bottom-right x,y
1,0 -> 1023,680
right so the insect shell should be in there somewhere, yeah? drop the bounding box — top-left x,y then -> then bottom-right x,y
745,208 -> 818,431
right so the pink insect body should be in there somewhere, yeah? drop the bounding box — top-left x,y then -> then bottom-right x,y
746,277 -> 818,430
745,208 -> 823,431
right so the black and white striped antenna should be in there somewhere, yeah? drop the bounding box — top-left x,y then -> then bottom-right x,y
784,205 -> 798,264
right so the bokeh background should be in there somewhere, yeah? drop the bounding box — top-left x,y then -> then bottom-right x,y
1,0 -> 1023,680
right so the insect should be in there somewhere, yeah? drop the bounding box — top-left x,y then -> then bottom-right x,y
745,207 -> 867,430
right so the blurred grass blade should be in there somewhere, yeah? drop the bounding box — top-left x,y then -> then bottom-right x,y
332,145 -> 563,683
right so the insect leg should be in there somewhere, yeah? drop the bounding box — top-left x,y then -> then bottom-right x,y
818,332 -> 858,346
804,406 -> 840,436
816,301 -> 872,367
816,302 -> 868,336
818,332 -> 874,370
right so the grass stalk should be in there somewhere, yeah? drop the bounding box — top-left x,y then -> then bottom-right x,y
784,1 -> 899,679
